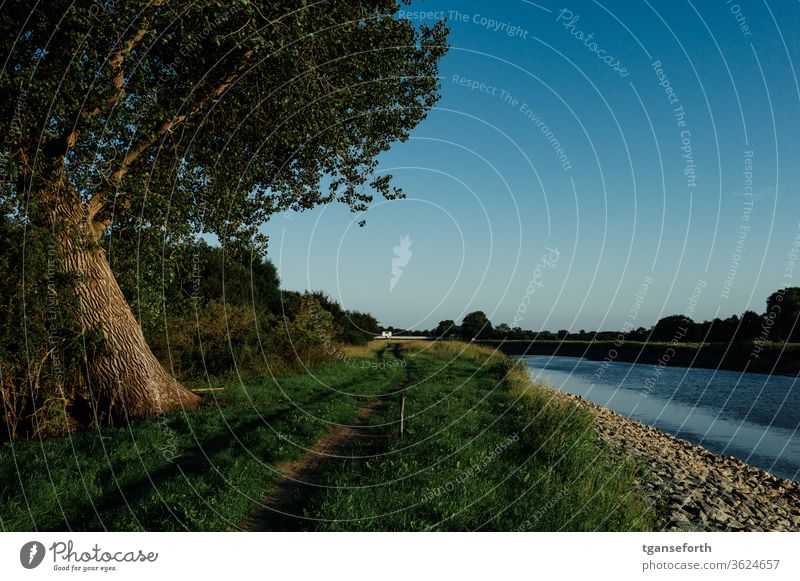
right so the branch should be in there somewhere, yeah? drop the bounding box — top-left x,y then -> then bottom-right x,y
86,0 -> 169,119
110,49 -> 255,184
37,1 -> 168,168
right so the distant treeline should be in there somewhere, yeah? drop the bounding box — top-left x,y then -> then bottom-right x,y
390,288 -> 800,347
483,340 -> 800,376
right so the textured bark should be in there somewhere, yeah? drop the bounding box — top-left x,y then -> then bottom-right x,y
50,193 -> 199,419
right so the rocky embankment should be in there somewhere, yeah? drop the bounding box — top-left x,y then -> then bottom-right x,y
562,393 -> 800,531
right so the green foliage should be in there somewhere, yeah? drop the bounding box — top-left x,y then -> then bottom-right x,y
0,357 -> 406,530
273,292 -> 337,369
433,319 -> 456,337
139,242 -> 373,383
308,343 -> 654,531
1,1 -> 449,246
1,229 -> 382,435
460,310 -> 493,340
311,291 -> 380,345
0,215 -> 87,439
0,343 -> 653,531
766,288 -> 800,341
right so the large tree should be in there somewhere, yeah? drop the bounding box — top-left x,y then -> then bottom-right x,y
766,287 -> 800,342
0,1 -> 447,419
461,311 -> 492,340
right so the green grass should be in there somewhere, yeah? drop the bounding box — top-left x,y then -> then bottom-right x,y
0,347 -> 406,531
307,342 -> 655,531
0,341 -> 655,531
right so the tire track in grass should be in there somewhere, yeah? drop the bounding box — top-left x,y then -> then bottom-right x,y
244,344 -> 407,531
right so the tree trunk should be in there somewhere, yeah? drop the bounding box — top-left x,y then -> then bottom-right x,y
50,194 -> 199,420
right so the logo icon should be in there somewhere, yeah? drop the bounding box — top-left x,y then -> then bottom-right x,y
390,234 -> 413,292
20,541 -> 46,569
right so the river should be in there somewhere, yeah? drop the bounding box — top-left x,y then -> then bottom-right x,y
521,355 -> 800,481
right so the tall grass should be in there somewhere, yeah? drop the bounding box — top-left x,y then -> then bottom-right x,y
0,341 -> 654,531
0,352 -> 404,531
310,341 -> 654,531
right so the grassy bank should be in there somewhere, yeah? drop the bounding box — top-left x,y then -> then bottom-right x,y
0,344 -> 405,531
482,339 -> 800,376
308,341 -> 653,531
0,342 -> 654,531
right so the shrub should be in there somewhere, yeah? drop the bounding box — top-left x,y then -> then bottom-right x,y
0,216 -> 87,439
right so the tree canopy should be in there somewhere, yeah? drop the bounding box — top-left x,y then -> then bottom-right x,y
1,1 -> 448,245
461,310 -> 492,340
0,1 -> 449,427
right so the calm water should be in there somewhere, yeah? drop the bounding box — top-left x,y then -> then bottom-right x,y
522,355 -> 800,481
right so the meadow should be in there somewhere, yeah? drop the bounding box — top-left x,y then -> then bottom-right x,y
0,342 -> 654,531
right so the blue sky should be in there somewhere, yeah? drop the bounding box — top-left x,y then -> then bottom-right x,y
262,0 -> 800,332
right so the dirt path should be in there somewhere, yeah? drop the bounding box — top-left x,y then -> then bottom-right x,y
243,397 -> 392,531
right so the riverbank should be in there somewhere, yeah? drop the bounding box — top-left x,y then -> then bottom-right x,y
5,340 -> 794,531
482,340 -> 800,376
0,341 -> 653,531
554,391 -> 800,531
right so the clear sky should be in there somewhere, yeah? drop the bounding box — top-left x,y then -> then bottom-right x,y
261,0 -> 800,332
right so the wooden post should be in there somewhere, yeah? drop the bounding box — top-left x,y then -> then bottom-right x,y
400,396 -> 406,438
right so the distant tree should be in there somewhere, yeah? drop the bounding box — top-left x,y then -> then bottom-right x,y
738,310 -> 763,341
594,331 -> 618,341
557,330 -> 569,340
172,243 -> 281,311
309,293 -> 377,344
342,311 -> 381,344
433,320 -> 456,337
651,315 -> 692,342
766,288 -> 800,341
461,311 -> 493,340
494,323 -> 511,338
706,315 -> 743,343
